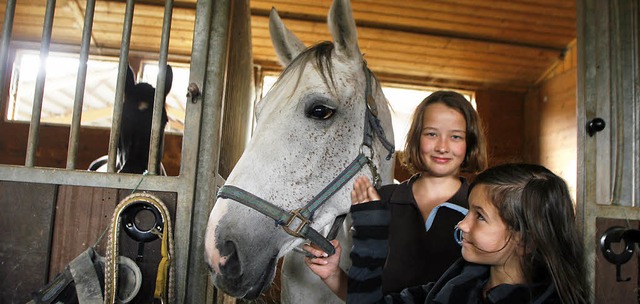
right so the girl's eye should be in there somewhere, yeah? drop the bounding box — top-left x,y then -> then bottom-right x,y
452,135 -> 464,140
306,104 -> 335,120
477,213 -> 485,221
423,132 -> 437,137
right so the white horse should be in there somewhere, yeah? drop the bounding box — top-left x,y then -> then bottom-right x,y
205,0 -> 394,302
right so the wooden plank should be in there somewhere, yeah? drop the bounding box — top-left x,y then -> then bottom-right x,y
48,186 -> 119,278
251,0 -> 575,48
475,90 -> 526,166
252,0 -> 576,27
0,181 -> 57,304
249,15 -> 562,60
360,0 -> 575,27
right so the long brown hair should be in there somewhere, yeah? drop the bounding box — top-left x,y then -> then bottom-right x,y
470,163 -> 589,304
401,90 -> 487,174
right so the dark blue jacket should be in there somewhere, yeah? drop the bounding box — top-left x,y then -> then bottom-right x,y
347,194 -> 561,304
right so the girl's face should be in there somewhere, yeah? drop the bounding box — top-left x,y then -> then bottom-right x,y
458,185 -> 520,267
419,103 -> 467,177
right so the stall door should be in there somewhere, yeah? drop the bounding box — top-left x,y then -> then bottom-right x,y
577,0 -> 640,302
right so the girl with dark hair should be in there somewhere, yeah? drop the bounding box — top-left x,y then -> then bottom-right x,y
304,90 -> 488,300
348,163 -> 589,303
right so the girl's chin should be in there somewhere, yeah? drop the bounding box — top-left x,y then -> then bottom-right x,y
460,244 -> 477,261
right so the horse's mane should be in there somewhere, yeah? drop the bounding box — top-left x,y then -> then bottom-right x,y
266,41 -> 338,99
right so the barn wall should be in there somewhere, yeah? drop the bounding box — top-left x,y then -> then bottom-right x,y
0,181 -> 56,304
0,120 -> 183,176
218,0 -> 255,180
475,89 -> 526,167
0,180 -> 178,303
524,40 -> 577,195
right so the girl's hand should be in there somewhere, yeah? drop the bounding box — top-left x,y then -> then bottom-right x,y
351,176 -> 381,205
303,240 -> 347,300
303,240 -> 341,279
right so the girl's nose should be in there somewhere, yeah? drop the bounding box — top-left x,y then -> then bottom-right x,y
457,215 -> 470,232
435,138 -> 449,153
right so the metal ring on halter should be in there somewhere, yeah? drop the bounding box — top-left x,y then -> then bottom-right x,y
359,144 -> 375,159
454,225 -> 463,246
359,144 -> 381,188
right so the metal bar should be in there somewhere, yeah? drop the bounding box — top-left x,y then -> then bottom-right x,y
172,0 -> 212,301
184,0 -> 232,302
0,166 -> 184,192
107,0 -> 135,173
0,0 -> 16,108
148,0 -> 174,175
25,0 -> 56,167
66,0 -> 96,170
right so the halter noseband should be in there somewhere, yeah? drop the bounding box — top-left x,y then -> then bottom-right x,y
216,61 -> 394,256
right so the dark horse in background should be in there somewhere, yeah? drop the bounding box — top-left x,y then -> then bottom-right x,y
89,65 -> 173,174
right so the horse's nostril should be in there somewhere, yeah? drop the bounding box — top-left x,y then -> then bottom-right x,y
219,240 -> 242,279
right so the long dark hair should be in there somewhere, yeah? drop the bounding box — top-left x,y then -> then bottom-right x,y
470,163 -> 589,304
401,90 -> 487,174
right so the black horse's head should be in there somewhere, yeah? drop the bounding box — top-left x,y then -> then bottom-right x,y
117,65 -> 173,174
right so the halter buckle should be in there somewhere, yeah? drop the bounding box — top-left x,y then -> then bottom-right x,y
282,209 -> 310,238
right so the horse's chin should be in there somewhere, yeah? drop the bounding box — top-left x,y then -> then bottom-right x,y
211,254 -> 278,300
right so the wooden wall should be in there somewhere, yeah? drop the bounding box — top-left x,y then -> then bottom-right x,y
0,121 -> 183,176
0,181 -> 56,303
476,90 -> 526,167
0,181 -> 177,303
524,40 -> 577,196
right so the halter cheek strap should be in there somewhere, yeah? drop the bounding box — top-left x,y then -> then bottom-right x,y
217,154 -> 370,255
362,61 -> 395,162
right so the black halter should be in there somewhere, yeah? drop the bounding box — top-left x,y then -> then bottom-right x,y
217,62 -> 394,256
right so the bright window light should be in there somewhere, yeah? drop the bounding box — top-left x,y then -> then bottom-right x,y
8,51 -> 120,126
6,50 -> 188,133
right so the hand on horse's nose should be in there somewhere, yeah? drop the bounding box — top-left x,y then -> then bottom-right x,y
219,240 -> 242,279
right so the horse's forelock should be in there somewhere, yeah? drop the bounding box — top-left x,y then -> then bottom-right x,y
269,41 -> 339,96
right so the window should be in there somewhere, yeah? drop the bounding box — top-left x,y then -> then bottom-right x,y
6,50 -> 188,133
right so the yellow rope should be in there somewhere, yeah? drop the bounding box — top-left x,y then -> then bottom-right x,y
104,192 -> 174,304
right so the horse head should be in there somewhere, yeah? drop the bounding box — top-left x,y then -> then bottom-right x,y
118,65 -> 172,174
205,0 -> 394,299
88,65 -> 172,174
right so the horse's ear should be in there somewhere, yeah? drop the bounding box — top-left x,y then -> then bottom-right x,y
269,7 -> 306,66
125,66 -> 136,94
328,0 -> 360,60
164,65 -> 173,97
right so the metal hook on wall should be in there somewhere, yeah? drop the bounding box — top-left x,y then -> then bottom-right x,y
599,226 -> 640,282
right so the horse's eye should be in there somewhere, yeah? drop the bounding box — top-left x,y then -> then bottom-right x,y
306,104 -> 335,120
